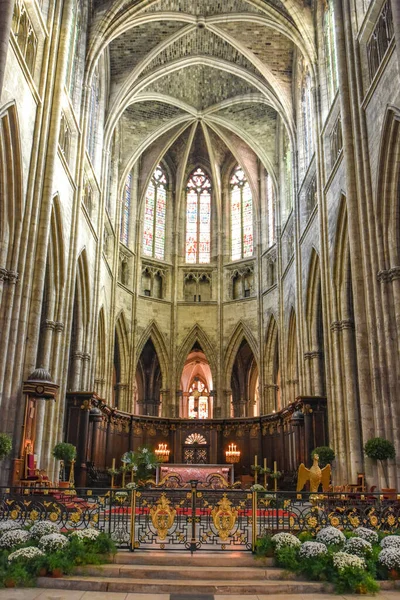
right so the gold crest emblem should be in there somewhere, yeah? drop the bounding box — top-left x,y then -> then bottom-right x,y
211,494 -> 238,541
150,493 -> 176,540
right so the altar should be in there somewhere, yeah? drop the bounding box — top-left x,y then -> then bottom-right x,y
157,464 -> 234,485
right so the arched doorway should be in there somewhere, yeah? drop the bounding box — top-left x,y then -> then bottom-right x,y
230,339 -> 259,417
179,343 -> 213,419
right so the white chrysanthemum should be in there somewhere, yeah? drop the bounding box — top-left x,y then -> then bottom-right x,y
8,547 -> 45,562
381,535 -> 400,549
39,532 -> 68,553
344,537 -> 373,557
30,521 -> 60,539
271,532 -> 301,550
333,551 -> 366,571
70,528 -> 100,541
299,541 -> 327,558
0,521 -> 20,536
378,547 -> 400,570
0,529 -> 30,549
316,526 -> 345,546
353,527 -> 379,544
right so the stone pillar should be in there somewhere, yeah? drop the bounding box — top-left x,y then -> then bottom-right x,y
223,389 -> 232,418
389,0 -> 400,70
81,353 -> 91,391
0,0 -> 13,97
71,351 -> 84,390
35,320 -> 56,465
77,403 -> 91,487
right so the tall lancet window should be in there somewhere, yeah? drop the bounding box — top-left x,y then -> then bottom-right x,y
302,69 -> 314,167
143,165 -> 167,260
120,172 -> 132,245
185,167 -> 211,264
230,166 -> 253,261
324,2 -> 339,104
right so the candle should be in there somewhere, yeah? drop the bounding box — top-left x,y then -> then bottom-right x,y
274,461 -> 277,492
255,455 -> 258,466
263,458 -> 267,488
112,458 -> 116,470
254,455 -> 258,484
274,461 -> 277,473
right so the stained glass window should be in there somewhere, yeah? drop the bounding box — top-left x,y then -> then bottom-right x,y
302,69 -> 314,167
142,165 -> 167,260
87,65 -> 100,163
66,0 -> 82,100
266,172 -> 275,246
324,2 -> 339,104
230,166 -> 253,261
120,172 -> 131,246
188,379 -> 209,419
185,167 -> 211,264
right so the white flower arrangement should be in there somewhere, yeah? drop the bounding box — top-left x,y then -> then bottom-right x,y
70,528 -> 100,542
0,521 -> 20,536
316,526 -> 346,546
381,535 -> 400,549
353,527 -> 379,545
30,521 -> 60,539
8,547 -> 45,562
378,547 -> 400,570
126,482 -> 138,490
333,551 -> 366,571
0,529 -> 30,549
299,541 -> 327,558
344,537 -> 373,557
39,532 -> 69,553
271,532 -> 301,550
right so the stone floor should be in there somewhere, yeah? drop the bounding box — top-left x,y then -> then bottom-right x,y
1,591 -> 400,600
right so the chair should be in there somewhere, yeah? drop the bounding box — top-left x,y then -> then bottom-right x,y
20,442 -> 51,488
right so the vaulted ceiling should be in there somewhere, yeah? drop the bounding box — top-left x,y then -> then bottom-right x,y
90,0 -> 314,183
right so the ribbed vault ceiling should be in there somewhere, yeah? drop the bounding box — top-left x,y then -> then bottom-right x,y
93,0 -> 313,182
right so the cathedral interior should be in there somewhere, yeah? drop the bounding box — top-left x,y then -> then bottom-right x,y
0,0 -> 399,490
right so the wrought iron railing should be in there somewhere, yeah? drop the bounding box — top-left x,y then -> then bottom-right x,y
0,486 -> 399,552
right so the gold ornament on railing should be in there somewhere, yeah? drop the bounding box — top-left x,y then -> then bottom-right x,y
225,443 -> 240,464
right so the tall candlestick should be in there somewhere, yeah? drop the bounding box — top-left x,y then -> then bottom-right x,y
264,458 -> 267,488
111,458 -> 116,488
254,455 -> 258,484
274,461 -> 277,492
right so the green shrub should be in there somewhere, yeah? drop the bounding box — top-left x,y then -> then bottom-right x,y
364,438 -> 395,461
311,446 -> 335,468
298,554 -> 331,581
0,434 -> 12,461
274,546 -> 301,571
298,531 -> 314,542
332,566 -> 379,594
255,534 -> 274,557
52,442 -> 76,463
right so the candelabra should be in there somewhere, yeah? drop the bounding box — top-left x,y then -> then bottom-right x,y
155,443 -> 170,462
225,443 -> 241,463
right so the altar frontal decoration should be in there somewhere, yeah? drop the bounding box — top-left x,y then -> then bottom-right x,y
296,453 -> 331,493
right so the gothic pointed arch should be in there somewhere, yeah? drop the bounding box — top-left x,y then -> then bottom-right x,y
94,306 -> 107,397
176,324 -> 217,390
136,320 -> 169,389
286,308 -> 298,404
0,102 -> 23,271
375,106 -> 400,266
264,313 -> 280,413
67,249 -> 91,391
224,320 -> 259,390
305,248 -> 325,395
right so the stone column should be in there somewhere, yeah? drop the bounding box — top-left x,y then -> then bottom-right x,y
71,351 -> 84,390
0,0 -> 13,97
81,353 -> 91,391
389,0 -> 400,70
35,320 -> 56,466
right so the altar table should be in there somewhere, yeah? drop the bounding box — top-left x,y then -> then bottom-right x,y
157,464 -> 234,485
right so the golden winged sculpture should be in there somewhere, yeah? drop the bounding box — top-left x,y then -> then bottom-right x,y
296,453 -> 331,493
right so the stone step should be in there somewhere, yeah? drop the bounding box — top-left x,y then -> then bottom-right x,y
74,563 -> 293,580
113,551 -> 274,567
37,575 -> 330,595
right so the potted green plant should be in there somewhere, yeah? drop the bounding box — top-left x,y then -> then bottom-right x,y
311,446 -> 335,468
52,443 -> 76,486
0,433 -> 12,460
364,437 -> 395,487
121,447 -> 159,484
